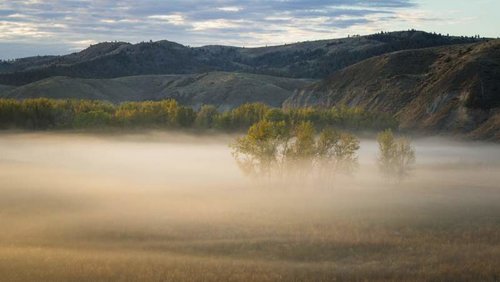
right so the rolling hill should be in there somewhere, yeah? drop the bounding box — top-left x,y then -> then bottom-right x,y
284,40 -> 500,140
0,84 -> 14,95
0,31 -> 482,86
0,30 -> 497,140
0,72 -> 312,110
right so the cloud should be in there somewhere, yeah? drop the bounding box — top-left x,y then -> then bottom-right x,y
217,6 -> 242,12
148,14 -> 186,26
0,0 -> 442,59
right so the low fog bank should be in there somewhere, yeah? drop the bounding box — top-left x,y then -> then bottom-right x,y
0,132 -> 499,281
1,132 -> 499,190
1,131 -> 499,199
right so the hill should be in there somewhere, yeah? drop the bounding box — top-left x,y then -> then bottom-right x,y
285,40 -> 500,140
0,31 -> 482,86
0,84 -> 14,95
1,72 -> 312,110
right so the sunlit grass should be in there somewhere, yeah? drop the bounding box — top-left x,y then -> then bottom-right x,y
0,132 -> 499,281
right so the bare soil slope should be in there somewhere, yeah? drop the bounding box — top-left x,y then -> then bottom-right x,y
285,40 -> 500,140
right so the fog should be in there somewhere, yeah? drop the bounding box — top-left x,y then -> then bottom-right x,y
1,132 -> 499,281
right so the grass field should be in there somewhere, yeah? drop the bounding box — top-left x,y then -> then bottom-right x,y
0,132 -> 499,281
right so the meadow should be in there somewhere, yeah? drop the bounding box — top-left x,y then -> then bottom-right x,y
0,132 -> 499,281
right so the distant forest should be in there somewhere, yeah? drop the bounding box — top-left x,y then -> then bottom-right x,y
0,98 -> 397,132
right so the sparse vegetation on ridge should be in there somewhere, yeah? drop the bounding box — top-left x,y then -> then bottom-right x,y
0,30 -> 484,86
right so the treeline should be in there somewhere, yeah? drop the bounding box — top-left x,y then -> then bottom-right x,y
0,98 -> 397,131
203,104 -> 397,132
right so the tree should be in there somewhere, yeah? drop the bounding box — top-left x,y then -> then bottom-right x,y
377,129 -> 416,181
74,110 -> 112,128
286,122 -> 316,163
392,137 -> 416,180
175,106 -> 196,127
332,132 -> 360,173
230,103 -> 269,129
21,98 -> 57,129
195,105 -> 218,128
316,128 -> 359,177
377,129 -> 396,175
316,128 -> 340,158
231,121 -> 362,183
0,98 -> 399,132
230,120 -> 290,178
264,108 -> 287,123
283,121 -> 317,178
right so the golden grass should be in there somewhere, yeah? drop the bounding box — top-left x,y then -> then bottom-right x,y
0,133 -> 499,281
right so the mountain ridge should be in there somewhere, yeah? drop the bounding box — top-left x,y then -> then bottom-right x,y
0,30 -> 484,85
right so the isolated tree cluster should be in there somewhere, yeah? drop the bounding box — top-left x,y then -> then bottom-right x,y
232,124 -> 416,182
231,120 -> 360,180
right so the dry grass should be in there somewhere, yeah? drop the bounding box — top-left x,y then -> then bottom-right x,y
0,132 -> 499,281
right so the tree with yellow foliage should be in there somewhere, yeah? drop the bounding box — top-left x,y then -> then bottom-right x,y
377,129 -> 416,181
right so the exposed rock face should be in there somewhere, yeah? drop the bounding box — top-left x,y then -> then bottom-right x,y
285,40 -> 500,140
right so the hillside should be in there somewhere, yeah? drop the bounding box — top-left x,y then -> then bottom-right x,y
0,84 -> 14,95
0,31 -> 482,85
285,40 -> 500,140
1,72 -> 312,110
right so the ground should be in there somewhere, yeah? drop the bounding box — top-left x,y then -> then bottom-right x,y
0,132 -> 499,281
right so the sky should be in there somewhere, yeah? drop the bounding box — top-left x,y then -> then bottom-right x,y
0,0 -> 498,60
